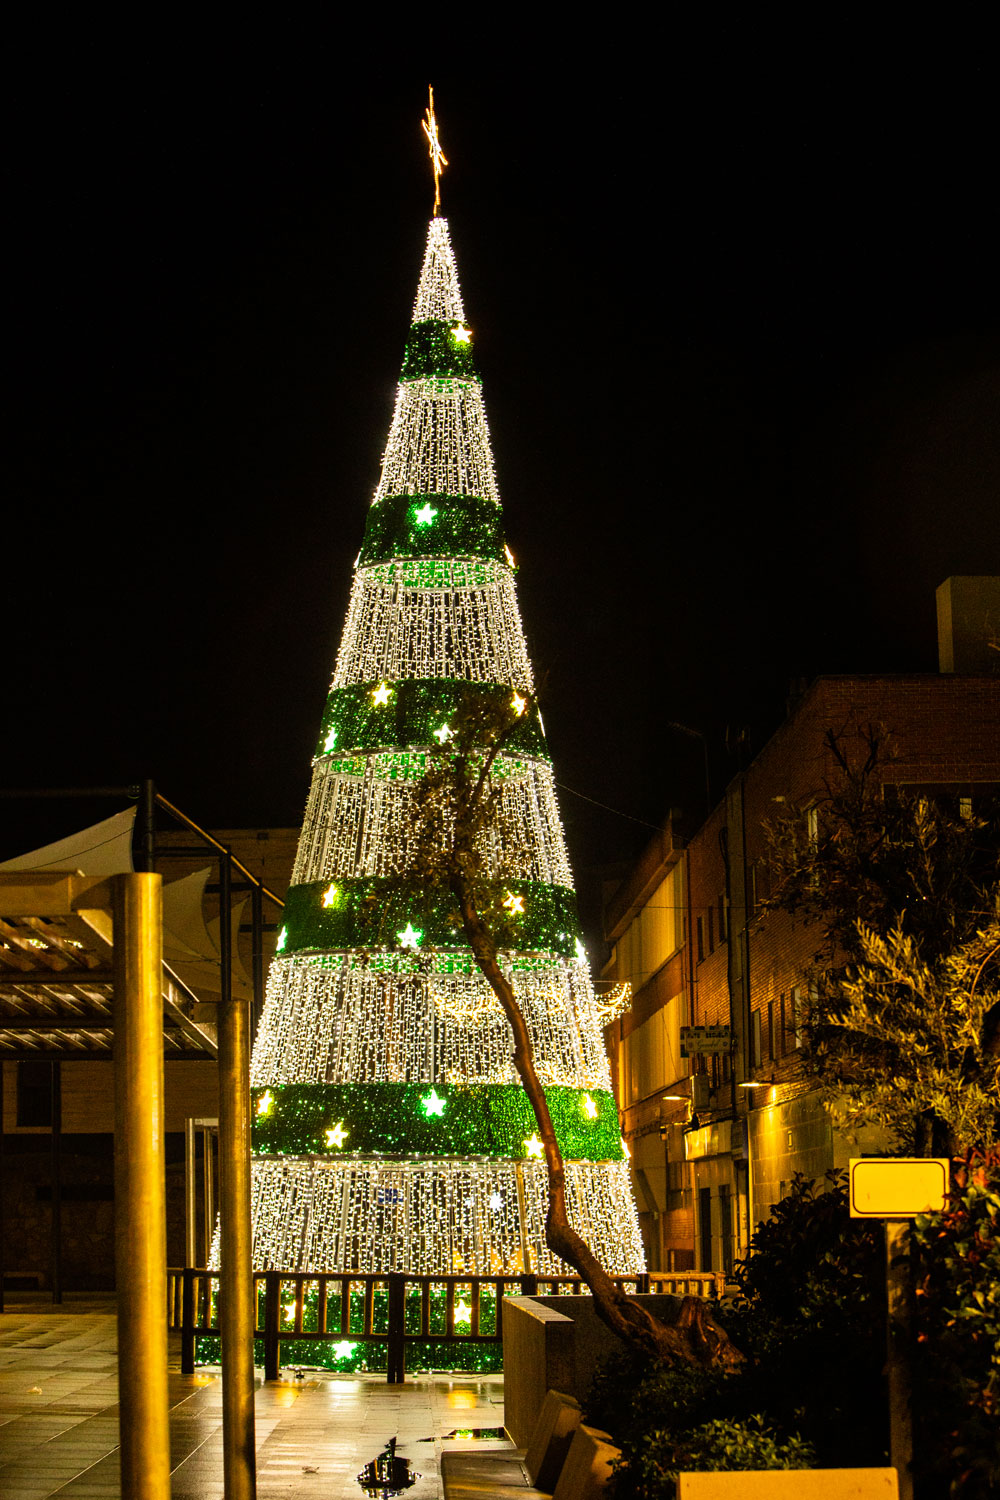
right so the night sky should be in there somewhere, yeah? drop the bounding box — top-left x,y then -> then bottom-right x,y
7,34 -> 999,923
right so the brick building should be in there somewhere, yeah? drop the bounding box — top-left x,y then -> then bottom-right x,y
601,578 -> 1000,1276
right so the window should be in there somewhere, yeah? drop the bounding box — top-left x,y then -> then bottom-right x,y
750,1010 -> 763,1069
767,1001 -> 774,1061
707,906 -> 715,952
17,1060 -> 53,1127
696,916 -> 705,963
718,893 -> 728,942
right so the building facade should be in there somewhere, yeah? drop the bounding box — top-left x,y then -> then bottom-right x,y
602,616 -> 1000,1276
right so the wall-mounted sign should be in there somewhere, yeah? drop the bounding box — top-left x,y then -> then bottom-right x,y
680,1025 -> 731,1057
849,1158 -> 949,1219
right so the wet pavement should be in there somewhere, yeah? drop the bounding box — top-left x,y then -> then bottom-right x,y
0,1294 -> 514,1498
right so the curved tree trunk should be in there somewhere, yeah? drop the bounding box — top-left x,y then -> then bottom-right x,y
452,873 -> 742,1370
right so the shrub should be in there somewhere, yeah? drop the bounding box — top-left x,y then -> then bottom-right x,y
910,1148 -> 1000,1498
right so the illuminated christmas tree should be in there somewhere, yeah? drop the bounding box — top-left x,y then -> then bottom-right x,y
248,206 -> 645,1283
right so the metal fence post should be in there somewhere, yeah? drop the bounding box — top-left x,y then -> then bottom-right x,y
264,1272 -> 281,1382
387,1273 -> 405,1384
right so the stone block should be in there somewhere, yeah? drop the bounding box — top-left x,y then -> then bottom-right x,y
524,1389 -> 582,1491
552,1424 -> 619,1500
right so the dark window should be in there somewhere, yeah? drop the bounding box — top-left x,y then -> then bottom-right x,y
767,1001 -> 775,1061
779,994 -> 787,1054
17,1060 -> 53,1127
696,915 -> 705,963
707,906 -> 715,952
699,1187 -> 713,1273
718,1186 -> 733,1280
718,893 -> 728,942
750,1011 -> 762,1069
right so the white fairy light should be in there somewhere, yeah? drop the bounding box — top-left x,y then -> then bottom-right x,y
246,213 -> 646,1286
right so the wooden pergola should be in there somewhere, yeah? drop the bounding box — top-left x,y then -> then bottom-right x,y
0,871 -> 255,1500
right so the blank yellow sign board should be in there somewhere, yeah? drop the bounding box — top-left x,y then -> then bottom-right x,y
849,1158 -> 949,1218
678,1471 -> 898,1497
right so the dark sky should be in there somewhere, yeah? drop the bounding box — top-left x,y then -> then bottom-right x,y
6,33 -> 1000,910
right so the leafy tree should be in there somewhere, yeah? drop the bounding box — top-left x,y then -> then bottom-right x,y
764,723 -> 1000,1155
396,691 -> 742,1369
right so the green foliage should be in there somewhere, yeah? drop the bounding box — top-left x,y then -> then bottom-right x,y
764,722 -> 1000,1154
358,491 -> 505,566
727,1172 -> 886,1468
587,1348 -> 813,1500
317,678 -> 547,763
911,1149 -> 1000,1497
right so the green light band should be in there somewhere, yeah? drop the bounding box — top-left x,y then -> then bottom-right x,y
251,1082 -> 623,1162
401,319 -> 480,382
272,949 -> 572,977
279,877 -> 581,958
320,749 -> 534,783
362,557 -> 505,590
359,493 -> 505,567
316,680 -> 548,761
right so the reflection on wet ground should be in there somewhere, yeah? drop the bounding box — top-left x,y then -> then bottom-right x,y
357,1436 -> 420,1497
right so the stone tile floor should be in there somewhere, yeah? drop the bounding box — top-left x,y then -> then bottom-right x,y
0,1294 -> 515,1498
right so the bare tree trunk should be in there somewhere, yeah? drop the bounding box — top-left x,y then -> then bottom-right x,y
453,874 -> 742,1370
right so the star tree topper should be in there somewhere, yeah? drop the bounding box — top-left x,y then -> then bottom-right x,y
422,85 -> 448,217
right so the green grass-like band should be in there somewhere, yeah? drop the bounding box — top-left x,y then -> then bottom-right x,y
252,1082 -> 622,1161
400,319 -> 480,381
278,877 -> 581,958
315,679 -> 547,760
359,493 -> 505,566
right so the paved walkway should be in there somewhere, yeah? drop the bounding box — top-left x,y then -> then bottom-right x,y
0,1295 -> 515,1499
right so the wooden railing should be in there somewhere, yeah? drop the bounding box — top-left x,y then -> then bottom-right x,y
167,1267 -> 725,1382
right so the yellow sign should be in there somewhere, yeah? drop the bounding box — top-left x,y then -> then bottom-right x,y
849,1158 -> 949,1218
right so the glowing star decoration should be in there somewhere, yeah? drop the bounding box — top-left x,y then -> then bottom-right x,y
256,1089 -> 274,1117
372,682 -> 392,707
504,545 -> 515,568
503,892 -> 525,915
397,922 -> 423,951
511,692 -> 526,717
451,323 -> 472,344
325,1122 -> 349,1149
422,85 -> 448,216
524,1134 -> 544,1159
489,1192 -> 503,1211
575,938 -> 587,964
333,1340 -> 357,1359
421,1088 -> 446,1117
322,884 -> 339,908
414,502 -> 438,525
433,723 -> 452,744
275,927 -> 287,953
622,1138 -> 631,1159
454,1299 -> 472,1325
582,1093 -> 598,1120
283,1302 -> 297,1324
323,725 -> 338,752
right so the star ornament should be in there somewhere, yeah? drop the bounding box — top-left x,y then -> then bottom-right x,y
414,502 -> 438,525
451,323 -> 472,344
524,1133 -> 544,1159
325,1121 -> 349,1149
581,1093 -> 598,1120
333,1340 -> 357,1360
372,682 -> 392,707
422,1087 -> 446,1117
323,725 -> 338,751
454,1299 -> 472,1325
283,1302 -> 297,1325
276,927 -> 288,953
434,723 -> 452,744
322,883 -> 339,908
511,692 -> 526,717
503,891 -> 525,916
256,1089 -> 274,1117
397,922 -> 423,951
489,1192 -> 503,1211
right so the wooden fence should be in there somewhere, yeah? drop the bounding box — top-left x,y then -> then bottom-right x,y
166,1267 -> 725,1382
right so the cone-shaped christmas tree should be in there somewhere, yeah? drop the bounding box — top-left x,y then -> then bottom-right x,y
249,216 -> 645,1280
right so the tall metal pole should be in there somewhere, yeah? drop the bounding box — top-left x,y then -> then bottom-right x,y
185,1118 -> 197,1266
886,1219 -> 914,1500
217,850 -> 256,1499
50,1062 -> 62,1303
112,872 -> 170,1500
